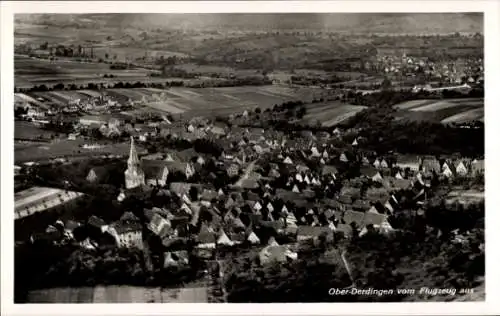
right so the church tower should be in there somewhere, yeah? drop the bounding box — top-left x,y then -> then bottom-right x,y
125,136 -> 145,189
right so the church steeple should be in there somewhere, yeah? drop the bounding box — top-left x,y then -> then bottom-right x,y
128,136 -> 140,167
124,136 -> 145,189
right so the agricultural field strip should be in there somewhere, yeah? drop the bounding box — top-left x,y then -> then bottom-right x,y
15,187 -> 63,209
15,93 -> 47,108
322,108 -> 367,127
441,108 -> 484,123
311,106 -> 367,126
411,100 -> 483,112
145,101 -> 186,114
394,99 -> 438,110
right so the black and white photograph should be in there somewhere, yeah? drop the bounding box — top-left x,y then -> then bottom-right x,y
1,1 -> 499,313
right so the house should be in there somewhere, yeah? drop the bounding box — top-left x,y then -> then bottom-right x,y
259,245 -> 298,265
216,229 -> 234,247
421,157 -> 441,173
471,159 -> 485,175
388,178 -> 412,190
200,189 -> 218,202
163,251 -> 189,268
339,152 -> 349,162
442,161 -> 456,178
361,212 -> 393,235
88,215 -> 108,233
147,213 -> 171,238
86,167 -> 108,183
380,158 -> 389,169
247,230 -> 261,244
283,156 -> 293,164
170,182 -> 193,197
196,223 -> 216,249
142,160 -> 170,186
342,210 -> 365,227
336,223 -> 354,239
322,165 -> 338,179
210,126 -> 226,137
226,164 -> 240,177
395,155 -> 420,171
238,178 -> 259,190
455,160 -> 469,177
360,167 -> 383,183
108,221 -> 143,249
297,226 -> 332,243
164,161 -> 196,179
310,146 -> 321,158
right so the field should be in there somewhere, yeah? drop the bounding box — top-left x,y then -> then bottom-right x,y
15,55 -> 153,88
393,98 -> 484,124
15,121 -> 60,141
302,101 -> 368,127
14,139 -> 144,164
27,285 -> 208,303
24,85 -> 318,116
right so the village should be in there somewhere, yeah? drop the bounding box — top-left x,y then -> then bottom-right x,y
14,100 -> 485,300
12,13 -> 485,304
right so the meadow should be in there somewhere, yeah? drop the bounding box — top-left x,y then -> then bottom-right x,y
302,101 -> 368,127
14,139 -> 142,164
393,98 -> 484,124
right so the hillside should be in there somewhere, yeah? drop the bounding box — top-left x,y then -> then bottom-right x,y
16,13 -> 483,34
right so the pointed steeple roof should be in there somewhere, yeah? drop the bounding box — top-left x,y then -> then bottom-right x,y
128,136 -> 140,166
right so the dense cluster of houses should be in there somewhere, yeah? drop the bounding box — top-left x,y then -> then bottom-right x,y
24,114 -> 484,269
371,52 -> 483,86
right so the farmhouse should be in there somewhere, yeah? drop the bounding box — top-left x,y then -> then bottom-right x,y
108,221 -> 143,249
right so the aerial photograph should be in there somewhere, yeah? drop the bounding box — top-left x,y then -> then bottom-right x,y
13,13 -> 484,303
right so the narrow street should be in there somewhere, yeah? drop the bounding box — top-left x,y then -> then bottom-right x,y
234,160 -> 257,187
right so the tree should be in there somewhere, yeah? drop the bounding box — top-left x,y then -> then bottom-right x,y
381,77 -> 392,91
189,186 -> 199,201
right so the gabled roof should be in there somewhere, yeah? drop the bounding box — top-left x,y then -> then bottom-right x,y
88,215 -> 106,228
395,154 -> 420,165
239,178 -> 259,189
170,182 -> 192,196
337,224 -> 355,239
363,212 -> 390,227
217,230 -> 233,246
142,159 -> 168,180
360,166 -> 379,178
112,221 -> 142,235
247,231 -> 261,244
201,189 -> 218,201
322,165 -> 338,176
197,228 -> 216,244
297,225 -> 331,237
343,210 -> 365,226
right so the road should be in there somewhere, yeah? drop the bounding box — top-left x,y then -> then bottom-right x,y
234,160 -> 257,187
